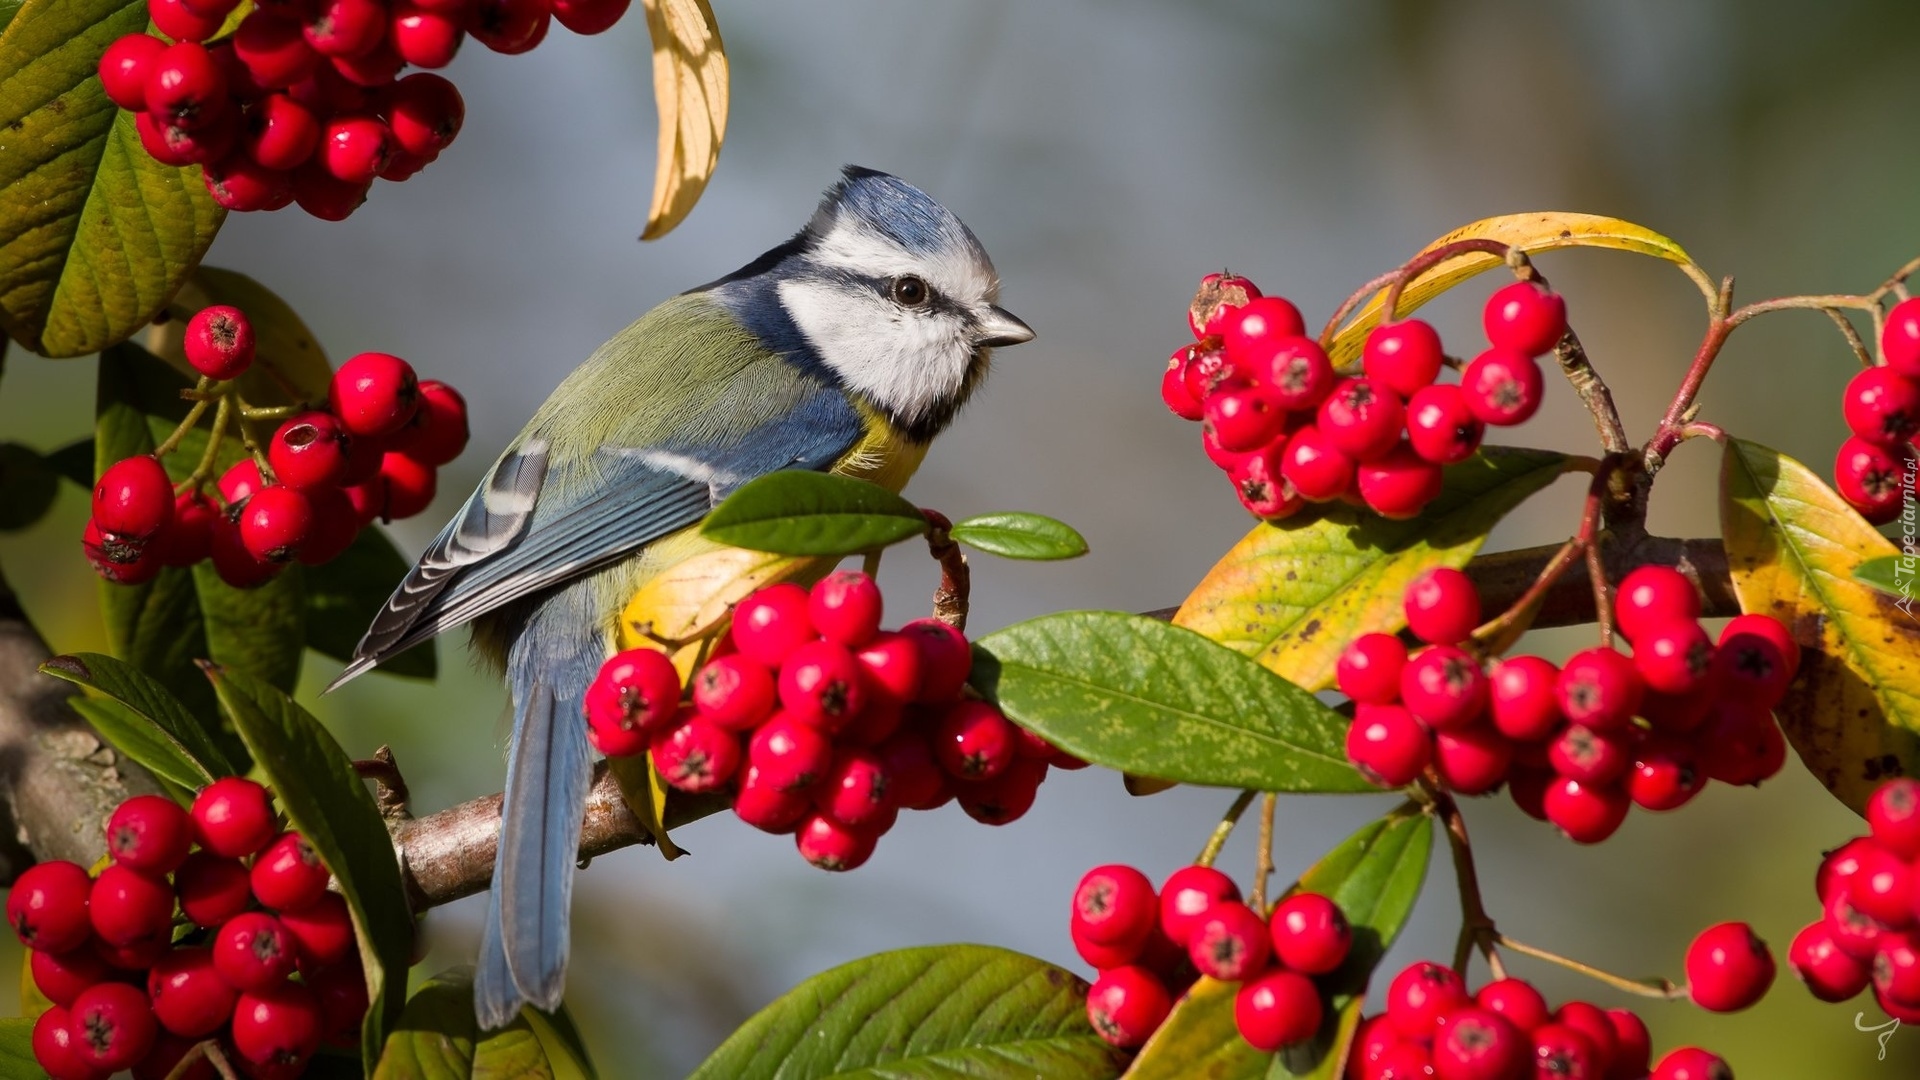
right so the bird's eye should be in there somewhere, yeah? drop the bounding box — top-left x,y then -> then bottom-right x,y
890,275 -> 929,307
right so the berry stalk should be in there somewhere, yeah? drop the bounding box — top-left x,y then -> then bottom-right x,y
1192,788 -> 1257,869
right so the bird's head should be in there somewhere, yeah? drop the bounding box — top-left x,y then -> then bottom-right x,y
703,167 -> 1033,443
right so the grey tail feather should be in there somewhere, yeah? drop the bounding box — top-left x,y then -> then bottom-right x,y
486,662 -> 596,1023
474,883 -> 523,1030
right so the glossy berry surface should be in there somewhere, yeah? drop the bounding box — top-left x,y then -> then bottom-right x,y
88,865 -> 172,948
1346,703 -> 1431,788
7,860 -> 93,952
105,795 -> 192,875
1159,865 -> 1240,947
94,455 -> 174,542
1187,899 -> 1270,981
1461,348 -> 1544,426
328,352 -> 420,437
191,777 -> 277,858
70,981 -> 157,1072
214,912 -> 297,992
1482,280 -> 1567,356
1337,633 -> 1407,705
1268,891 -> 1352,975
1234,968 -> 1322,1052
1404,567 -> 1481,646
1363,318 -> 1444,398
250,831 -> 331,911
1086,965 -> 1171,1049
1686,921 -> 1777,1012
183,304 -> 255,380
1073,864 -> 1158,949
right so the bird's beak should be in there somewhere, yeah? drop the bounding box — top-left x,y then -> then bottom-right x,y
976,306 -> 1035,347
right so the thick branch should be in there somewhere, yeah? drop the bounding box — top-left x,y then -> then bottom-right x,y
0,566 -> 164,879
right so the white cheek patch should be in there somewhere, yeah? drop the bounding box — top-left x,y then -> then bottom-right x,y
808,218 -> 1000,307
777,277 -> 974,422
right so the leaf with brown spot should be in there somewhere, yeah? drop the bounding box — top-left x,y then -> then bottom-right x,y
638,0 -> 727,240
1176,448 -> 1569,692
1720,438 -> 1920,813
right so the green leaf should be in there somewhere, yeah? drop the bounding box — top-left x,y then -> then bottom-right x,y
145,265 -> 335,415
1175,448 -> 1569,692
1854,555 -> 1917,602
0,441 -> 57,530
206,664 -> 413,1070
524,1007 -> 595,1080
1720,438 -> 1920,813
0,2 -> 224,357
971,612 -> 1370,793
701,470 -> 926,557
0,1016 -> 39,1074
40,650 -> 236,786
95,342 -> 306,716
950,511 -> 1089,561
473,1015 -> 555,1080
1128,806 -> 1433,1079
689,945 -> 1125,1080
44,436 -> 93,487
374,969 -> 478,1080
307,526 -> 436,680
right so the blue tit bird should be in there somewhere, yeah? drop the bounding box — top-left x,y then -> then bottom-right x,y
327,166 -> 1032,1028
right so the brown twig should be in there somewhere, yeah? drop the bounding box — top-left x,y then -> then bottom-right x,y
1194,789 -> 1257,868
1428,785 -> 1503,978
354,746 -> 412,822
1493,933 -> 1686,1000
1250,792 -> 1277,915
922,509 -> 971,632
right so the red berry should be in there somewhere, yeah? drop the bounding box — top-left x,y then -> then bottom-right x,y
1072,919 -> 1143,970
1159,865 -> 1241,947
304,0 -> 388,57
1685,921 -> 1776,1012
244,94 -> 321,174
1544,776 -> 1629,844
1827,886 -> 1890,961
213,457 -> 262,505
318,116 -> 394,185
1386,961 -> 1469,1038
1632,619 -> 1714,695
1818,837 -> 1876,905
1434,724 -> 1514,795
731,583 -> 815,667
1235,968 -> 1322,1051
801,574 -> 880,650
389,2 -> 464,68
1373,1041 -> 1440,1080
1842,366 -> 1920,447
878,730 -> 949,811
1405,383 -> 1485,465
70,982 -> 157,1072
586,648 -> 683,749
231,981 -> 324,1073
1548,723 -> 1630,785
307,960 -> 370,1041
94,456 -> 174,542
1318,377 -> 1406,462
1364,319 -> 1445,398
849,634 -> 919,714
87,864 -> 172,948
1280,424 -> 1356,503
778,639 -> 866,731
652,715 -> 741,793
145,43 -> 227,129
1614,565 -> 1700,643
1187,899 -> 1270,981
1073,864 -> 1157,950
31,947 -> 111,1009
1530,1023 -> 1602,1080
132,111 -> 200,168
1356,443 -> 1444,519
746,712 -> 833,792
1183,338 -> 1235,403
392,379 -> 469,466
175,851 -> 251,927
731,765 -> 812,834
1868,779 -> 1920,859
106,794 -> 192,874
1507,765 -> 1553,821
1204,381 -> 1287,453
1086,965 -> 1171,1048
1627,736 -> 1705,811
1400,645 -> 1488,732
92,936 -> 167,973
204,155 -> 293,213
1487,655 -> 1561,742
1789,919 -> 1869,1002
329,37 -> 404,86
1268,891 -> 1351,975
1461,348 -> 1544,426
192,777 -> 277,858
1833,435 -> 1912,524
1337,633 -> 1407,705
1652,1047 -> 1733,1080
1873,931 -> 1920,1008
267,413 -> 351,490
1483,281 -> 1567,357
329,352 -> 421,438
238,484 -> 313,563
1884,296 -> 1920,379
148,948 -> 237,1038
1347,703 -> 1431,788
1474,977 -> 1549,1033
1848,844 -> 1916,929
150,0 -> 225,43
1250,336 -> 1337,413
687,653 -> 775,732
1222,296 -> 1306,360
100,34 -> 167,111
1188,273 -> 1260,338
1696,701 -> 1787,787
8,860 -> 93,952
1162,347 -> 1205,421
466,0 -> 552,53
1552,1002 -> 1618,1073
215,912 -> 298,991
932,701 -> 1015,780
82,517 -> 160,585
250,831 -> 330,911
133,1033 -> 211,1080
1432,1007 -> 1525,1080
1229,448 -> 1304,520
551,0 -> 632,34
1554,648 -> 1642,732
1606,1009 -> 1652,1079
277,892 -> 355,971
1405,568 -> 1481,646
812,747 -> 892,827
794,813 -> 877,871
1713,616 -> 1796,707
955,756 -> 1047,825
376,452 -> 437,520
233,13 -> 318,90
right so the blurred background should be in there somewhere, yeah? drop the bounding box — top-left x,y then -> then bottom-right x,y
5,0 -> 1919,1074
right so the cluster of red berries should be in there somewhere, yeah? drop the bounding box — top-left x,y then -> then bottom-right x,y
1834,297 -> 1920,523
86,305 -> 467,589
1159,273 -> 1561,521
1789,776 -> 1920,1022
1349,961 -> 1730,1080
583,571 -> 1083,872
1071,862 -> 1354,1055
1340,567 -> 1801,844
98,0 -> 631,218
8,779 -> 368,1079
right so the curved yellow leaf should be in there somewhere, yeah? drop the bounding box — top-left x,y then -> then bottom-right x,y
638,0 -> 727,240
1176,448 -> 1569,691
145,266 -> 332,407
615,533 -> 824,673
1326,213 -> 1702,364
1720,438 -> 1920,813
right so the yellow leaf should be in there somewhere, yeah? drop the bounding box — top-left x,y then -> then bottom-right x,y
639,0 -> 728,240
1720,438 -> 1920,813
18,950 -> 51,1021
607,754 -> 685,861
145,266 -> 333,410
615,535 -> 826,673
1325,212 -> 1704,365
